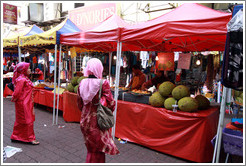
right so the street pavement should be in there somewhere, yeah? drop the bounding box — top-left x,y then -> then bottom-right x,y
2,97 -> 243,164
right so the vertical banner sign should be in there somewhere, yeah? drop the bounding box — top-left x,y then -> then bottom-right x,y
3,3 -> 17,24
156,52 -> 175,71
68,3 -> 117,30
177,53 -> 192,69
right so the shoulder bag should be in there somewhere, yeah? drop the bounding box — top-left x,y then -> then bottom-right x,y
96,79 -> 114,130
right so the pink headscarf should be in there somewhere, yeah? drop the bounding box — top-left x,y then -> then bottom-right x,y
12,62 -> 30,85
79,58 -> 104,105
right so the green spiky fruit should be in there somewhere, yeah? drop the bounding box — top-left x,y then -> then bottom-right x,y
239,93 -> 243,99
164,97 -> 177,110
158,81 -> 175,97
234,90 -> 243,97
77,76 -> 86,84
74,85 -> 79,94
172,85 -> 190,100
236,97 -> 243,104
195,95 -> 210,110
149,92 -> 166,107
178,97 -> 198,112
71,76 -> 79,86
67,83 -> 74,92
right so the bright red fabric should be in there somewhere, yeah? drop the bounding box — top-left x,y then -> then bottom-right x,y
33,88 -> 63,111
77,80 -> 119,155
63,91 -> 81,122
60,3 -> 231,52
115,100 -> 219,163
10,76 -> 36,142
86,152 -> 105,163
3,84 -> 13,97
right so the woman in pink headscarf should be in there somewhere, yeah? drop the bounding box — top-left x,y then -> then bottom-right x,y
11,62 -> 39,145
77,58 -> 119,163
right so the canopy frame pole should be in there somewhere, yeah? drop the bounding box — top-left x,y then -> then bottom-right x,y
18,45 -> 21,63
112,41 -> 122,140
109,52 -> 112,85
56,44 -> 62,125
212,86 -> 228,163
52,44 -> 58,125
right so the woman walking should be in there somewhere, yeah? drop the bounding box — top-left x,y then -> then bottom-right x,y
11,62 -> 39,145
77,58 -> 119,163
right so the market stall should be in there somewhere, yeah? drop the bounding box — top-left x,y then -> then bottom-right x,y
58,3 -> 232,163
3,25 -> 44,62
18,18 -> 81,124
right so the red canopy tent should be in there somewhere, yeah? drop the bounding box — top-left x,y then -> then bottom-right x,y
60,14 -> 140,52
122,3 -> 231,52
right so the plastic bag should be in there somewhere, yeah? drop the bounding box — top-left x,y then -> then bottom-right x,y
227,9 -> 243,32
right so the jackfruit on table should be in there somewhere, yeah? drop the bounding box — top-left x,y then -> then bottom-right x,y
178,97 -> 198,112
158,81 -> 175,97
164,97 -> 177,110
195,95 -> 210,110
67,83 -> 74,92
149,91 -> 166,107
74,85 -> 79,94
172,85 -> 190,100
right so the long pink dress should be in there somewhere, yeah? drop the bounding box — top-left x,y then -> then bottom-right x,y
77,80 -> 119,161
11,75 -> 36,142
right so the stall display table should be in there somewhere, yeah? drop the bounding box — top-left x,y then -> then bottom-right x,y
62,91 -> 81,122
115,100 -> 220,163
33,88 -> 63,111
3,84 -> 13,97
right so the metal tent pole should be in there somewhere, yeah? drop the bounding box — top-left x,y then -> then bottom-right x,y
56,44 -> 62,125
109,52 -> 112,85
112,41 -> 122,140
52,44 -> 58,125
212,86 -> 228,163
18,46 -> 21,63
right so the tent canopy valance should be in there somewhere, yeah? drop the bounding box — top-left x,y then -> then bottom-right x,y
3,25 -> 44,47
19,18 -> 81,47
121,3 -> 232,52
60,14 -> 142,52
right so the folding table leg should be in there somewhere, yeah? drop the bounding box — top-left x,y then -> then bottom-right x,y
225,153 -> 229,163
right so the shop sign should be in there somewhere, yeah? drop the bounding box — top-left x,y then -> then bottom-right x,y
156,53 -> 174,71
3,3 -> 17,24
177,53 -> 192,69
68,3 -> 117,30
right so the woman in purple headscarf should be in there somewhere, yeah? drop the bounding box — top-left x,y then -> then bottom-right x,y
11,62 -> 39,145
77,58 -> 119,163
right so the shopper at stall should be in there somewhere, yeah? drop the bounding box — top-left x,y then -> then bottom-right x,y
10,62 -> 39,145
35,68 -> 44,80
127,64 -> 146,90
77,58 -> 119,163
141,70 -> 169,90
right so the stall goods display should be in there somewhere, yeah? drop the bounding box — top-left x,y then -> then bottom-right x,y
66,76 -> 86,93
178,97 -> 199,112
74,85 -> 79,94
195,95 -> 210,110
149,92 -> 166,107
158,81 -> 176,97
164,97 -> 177,110
172,85 -> 190,100
131,89 -> 151,96
35,83 -> 47,89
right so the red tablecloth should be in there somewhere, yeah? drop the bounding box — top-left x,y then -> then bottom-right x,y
62,91 -> 81,122
33,88 -> 63,111
3,84 -> 13,97
115,100 -> 219,163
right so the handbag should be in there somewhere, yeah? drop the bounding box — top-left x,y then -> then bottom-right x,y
96,79 -> 114,130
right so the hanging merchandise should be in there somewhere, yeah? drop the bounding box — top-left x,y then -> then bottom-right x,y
140,51 -> 149,69
177,53 -> 192,70
156,52 -> 174,71
221,8 -> 243,91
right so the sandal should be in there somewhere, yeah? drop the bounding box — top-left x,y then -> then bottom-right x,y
29,140 -> 40,145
